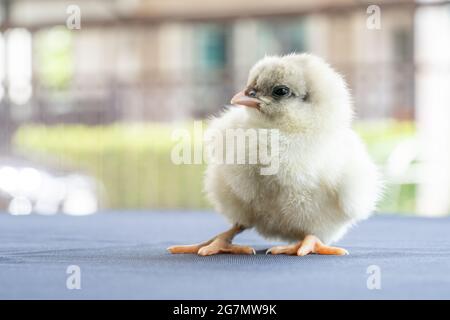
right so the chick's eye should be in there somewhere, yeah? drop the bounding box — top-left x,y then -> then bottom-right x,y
272,85 -> 291,98
247,89 -> 257,97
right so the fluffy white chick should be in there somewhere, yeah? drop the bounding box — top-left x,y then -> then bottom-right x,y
168,53 -> 381,256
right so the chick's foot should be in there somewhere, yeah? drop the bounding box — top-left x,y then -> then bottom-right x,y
267,235 -> 349,256
167,224 -> 255,256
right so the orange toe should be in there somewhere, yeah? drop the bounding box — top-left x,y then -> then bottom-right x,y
167,244 -> 204,254
297,235 -> 349,256
266,243 -> 301,255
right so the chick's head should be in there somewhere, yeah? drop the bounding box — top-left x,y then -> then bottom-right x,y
231,53 -> 353,133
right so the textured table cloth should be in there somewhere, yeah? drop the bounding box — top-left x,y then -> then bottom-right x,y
0,211 -> 449,299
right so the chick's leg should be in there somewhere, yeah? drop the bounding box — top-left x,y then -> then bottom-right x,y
267,235 -> 348,256
167,224 -> 255,256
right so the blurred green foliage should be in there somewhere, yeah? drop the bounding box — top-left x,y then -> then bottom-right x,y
36,27 -> 73,89
14,124 -> 209,209
14,121 -> 416,212
355,121 -> 416,213
354,121 -> 415,163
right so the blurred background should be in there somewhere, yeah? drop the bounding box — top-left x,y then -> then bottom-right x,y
0,0 -> 449,216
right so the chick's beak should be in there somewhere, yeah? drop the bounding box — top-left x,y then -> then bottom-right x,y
230,90 -> 260,109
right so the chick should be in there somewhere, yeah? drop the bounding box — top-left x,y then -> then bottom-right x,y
168,53 -> 381,256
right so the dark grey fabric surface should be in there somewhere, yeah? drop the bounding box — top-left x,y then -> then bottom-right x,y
0,211 -> 449,300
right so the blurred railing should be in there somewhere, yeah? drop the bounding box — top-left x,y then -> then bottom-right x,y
27,69 -> 235,125
13,61 -> 415,128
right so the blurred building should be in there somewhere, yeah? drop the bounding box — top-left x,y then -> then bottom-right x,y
0,0 -> 421,128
